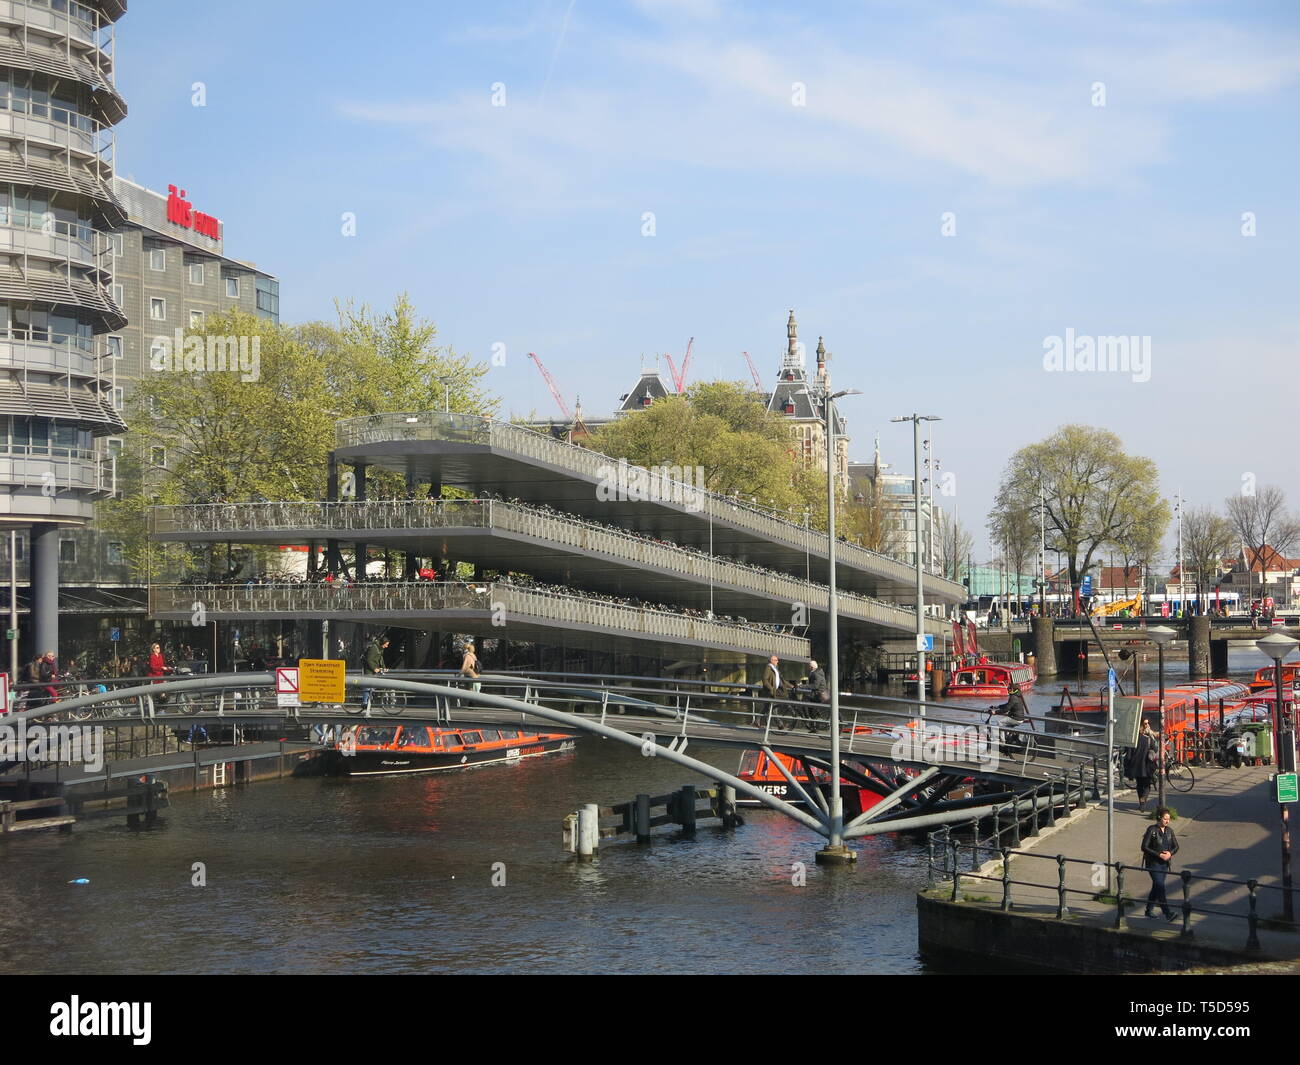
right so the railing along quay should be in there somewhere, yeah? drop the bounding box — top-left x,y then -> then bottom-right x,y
150,499 -> 933,631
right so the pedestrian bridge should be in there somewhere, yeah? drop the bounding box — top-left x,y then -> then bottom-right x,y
16,672 -> 1113,846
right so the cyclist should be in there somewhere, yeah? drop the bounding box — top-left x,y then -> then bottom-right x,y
362,636 -> 390,711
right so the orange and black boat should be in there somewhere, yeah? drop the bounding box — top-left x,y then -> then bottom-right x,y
320,724 -> 575,776
1248,663 -> 1300,693
736,748 -> 922,817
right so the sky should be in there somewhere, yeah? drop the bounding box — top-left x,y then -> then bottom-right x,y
114,0 -> 1300,560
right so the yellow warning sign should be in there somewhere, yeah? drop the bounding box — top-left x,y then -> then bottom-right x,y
298,658 -> 346,703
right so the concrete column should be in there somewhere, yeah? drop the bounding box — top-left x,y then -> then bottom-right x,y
29,523 -> 59,659
1031,617 -> 1057,677
1188,615 -> 1211,678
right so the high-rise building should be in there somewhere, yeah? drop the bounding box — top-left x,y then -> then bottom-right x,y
0,0 -> 128,658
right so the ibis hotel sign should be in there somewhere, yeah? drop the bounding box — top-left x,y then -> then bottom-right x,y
166,184 -> 220,239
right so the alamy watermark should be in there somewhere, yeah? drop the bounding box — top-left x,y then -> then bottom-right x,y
0,719 -> 103,772
890,723 -> 1000,771
149,329 -> 261,382
1042,329 -> 1150,383
596,458 -> 706,512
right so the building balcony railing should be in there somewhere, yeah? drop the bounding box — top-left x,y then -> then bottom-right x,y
0,100 -> 109,159
149,498 -> 931,633
148,581 -> 810,659
0,450 -> 112,493
0,328 -> 107,380
1,0 -> 109,46
334,412 -> 968,602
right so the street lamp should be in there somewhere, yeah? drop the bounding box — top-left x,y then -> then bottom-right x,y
1257,630 -> 1298,922
892,414 -> 941,726
436,376 -> 456,413
799,385 -> 862,864
1148,625 -> 1176,809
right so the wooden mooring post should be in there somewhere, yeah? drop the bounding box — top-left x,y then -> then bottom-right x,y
564,785 -> 744,855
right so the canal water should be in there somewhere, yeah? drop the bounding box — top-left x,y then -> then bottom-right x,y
0,646 -> 1277,974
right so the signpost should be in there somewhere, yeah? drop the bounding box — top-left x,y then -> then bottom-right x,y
1106,668 -> 1116,892
298,659 -> 345,705
1278,773 -> 1299,805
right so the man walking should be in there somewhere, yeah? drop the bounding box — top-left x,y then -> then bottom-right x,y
362,635 -> 389,712
761,654 -> 787,726
1141,807 -> 1180,921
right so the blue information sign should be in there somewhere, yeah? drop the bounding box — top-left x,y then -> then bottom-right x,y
109,627 -> 121,642
1081,575 -> 1093,596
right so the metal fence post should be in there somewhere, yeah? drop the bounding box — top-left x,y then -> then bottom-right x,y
1046,781 -> 1057,827
1056,854 -> 1067,919
1026,783 -> 1041,837
1010,797 -> 1022,848
1115,863 -> 1126,929
1178,869 -> 1194,939
1247,880 -> 1261,951
1001,847 -> 1012,911
950,838 -> 960,901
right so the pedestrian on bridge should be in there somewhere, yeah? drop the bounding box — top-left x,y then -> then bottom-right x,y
1140,807 -> 1179,922
761,655 -> 790,726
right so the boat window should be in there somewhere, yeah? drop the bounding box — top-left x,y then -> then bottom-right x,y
500,729 -> 519,739
738,751 -> 760,775
399,727 -> 429,747
357,727 -> 398,746
460,731 -> 483,745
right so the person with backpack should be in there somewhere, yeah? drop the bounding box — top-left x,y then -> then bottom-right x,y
361,636 -> 389,712
1140,807 -> 1180,922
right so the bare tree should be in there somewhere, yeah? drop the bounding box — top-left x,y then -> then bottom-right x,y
936,509 -> 975,586
1224,486 -> 1300,604
1182,505 -> 1235,611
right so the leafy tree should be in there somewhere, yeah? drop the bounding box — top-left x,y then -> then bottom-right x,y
990,425 -> 1169,606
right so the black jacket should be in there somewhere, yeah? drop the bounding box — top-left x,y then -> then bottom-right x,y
1141,823 -> 1179,867
1125,732 -> 1157,780
808,667 -> 828,694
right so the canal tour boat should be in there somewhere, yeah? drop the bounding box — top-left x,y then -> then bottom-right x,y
1247,663 -> 1300,693
945,661 -> 1036,699
320,724 -> 575,777
736,747 -> 927,817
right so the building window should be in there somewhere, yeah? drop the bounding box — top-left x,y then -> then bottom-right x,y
107,542 -> 124,565
107,335 -> 122,359
106,438 -> 123,458
189,310 -> 204,327
149,336 -> 168,369
151,446 -> 166,467
111,283 -> 124,307
110,233 -> 124,257
113,387 -> 124,409
59,539 -> 76,564
150,297 -> 166,320
149,247 -> 165,271
189,262 -> 204,285
225,276 -> 239,299
13,536 -> 24,562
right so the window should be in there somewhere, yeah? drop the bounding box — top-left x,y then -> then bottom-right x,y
150,446 -> 166,467
225,276 -> 239,299
111,283 -> 124,307
188,262 -> 204,285
109,233 -> 123,257
107,542 -> 124,565
106,438 -> 123,458
189,310 -> 204,327
106,335 -> 122,359
14,536 -> 24,561
150,297 -> 166,320
59,539 -> 76,564
149,247 -> 165,271
113,387 -> 123,409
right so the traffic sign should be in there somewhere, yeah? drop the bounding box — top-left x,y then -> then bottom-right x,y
276,666 -> 300,707
916,634 -> 934,653
109,627 -> 121,642
299,659 -> 345,704
1277,773 -> 1299,804
1107,668 -> 1117,692
1081,575 -> 1093,596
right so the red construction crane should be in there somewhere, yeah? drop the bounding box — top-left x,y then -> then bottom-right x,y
663,337 -> 694,393
741,350 -> 762,390
527,352 -> 572,421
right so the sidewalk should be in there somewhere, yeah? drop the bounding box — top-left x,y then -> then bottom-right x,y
961,764 -> 1300,959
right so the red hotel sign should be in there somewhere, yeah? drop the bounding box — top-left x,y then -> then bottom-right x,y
166,184 -> 220,239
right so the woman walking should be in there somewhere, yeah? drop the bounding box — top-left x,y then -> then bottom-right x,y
1125,719 -> 1158,810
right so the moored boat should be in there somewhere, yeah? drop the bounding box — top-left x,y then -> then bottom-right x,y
945,661 -> 1036,699
317,724 -> 575,776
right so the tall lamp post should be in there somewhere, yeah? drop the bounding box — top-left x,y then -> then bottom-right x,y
892,414 -> 941,727
1258,631 -> 1298,921
1148,625 -> 1176,810
801,385 -> 861,864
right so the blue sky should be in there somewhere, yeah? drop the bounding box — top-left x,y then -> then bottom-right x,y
115,0 -> 1300,559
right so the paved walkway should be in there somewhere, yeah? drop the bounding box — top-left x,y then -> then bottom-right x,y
950,764 -> 1300,959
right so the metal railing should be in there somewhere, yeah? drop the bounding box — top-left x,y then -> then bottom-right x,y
148,581 -> 809,658
332,412 -> 967,601
149,498 -> 927,630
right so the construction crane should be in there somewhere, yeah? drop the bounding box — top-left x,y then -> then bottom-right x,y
741,350 -> 763,390
663,337 -> 694,394
527,352 -> 572,421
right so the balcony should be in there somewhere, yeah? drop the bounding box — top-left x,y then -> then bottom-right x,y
0,328 -> 104,379
148,580 -> 811,661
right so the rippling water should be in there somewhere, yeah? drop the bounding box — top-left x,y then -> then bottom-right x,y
0,647 -> 1272,974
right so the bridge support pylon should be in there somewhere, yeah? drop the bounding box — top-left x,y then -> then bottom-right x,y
1188,615 -> 1211,678
1032,617 -> 1057,677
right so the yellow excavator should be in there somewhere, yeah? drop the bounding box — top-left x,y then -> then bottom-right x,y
1091,594 -> 1143,618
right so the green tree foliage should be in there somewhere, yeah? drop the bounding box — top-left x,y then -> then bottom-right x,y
101,297 -> 496,579
990,425 -> 1169,601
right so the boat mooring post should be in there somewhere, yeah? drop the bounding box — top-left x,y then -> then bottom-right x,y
577,803 -> 599,860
